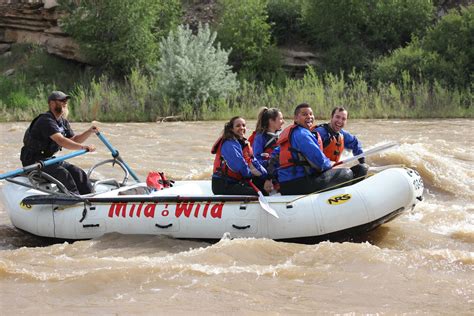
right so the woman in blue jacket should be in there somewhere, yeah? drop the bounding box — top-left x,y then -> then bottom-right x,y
250,107 -> 284,193
211,116 -> 268,195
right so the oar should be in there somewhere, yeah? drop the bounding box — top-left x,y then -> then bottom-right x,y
247,180 -> 279,218
22,193 -> 260,206
333,141 -> 398,168
368,164 -> 405,173
95,131 -> 140,182
0,149 -> 88,180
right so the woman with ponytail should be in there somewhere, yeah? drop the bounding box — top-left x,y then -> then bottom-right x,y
250,107 -> 284,193
251,107 -> 284,166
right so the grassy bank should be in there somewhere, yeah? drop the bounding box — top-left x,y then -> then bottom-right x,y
0,45 -> 471,122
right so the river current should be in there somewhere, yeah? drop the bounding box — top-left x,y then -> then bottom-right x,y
0,119 -> 472,314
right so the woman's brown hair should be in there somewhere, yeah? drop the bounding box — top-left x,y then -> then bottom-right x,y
222,116 -> 245,140
255,107 -> 281,134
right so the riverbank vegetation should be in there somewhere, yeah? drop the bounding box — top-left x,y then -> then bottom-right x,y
0,0 -> 472,121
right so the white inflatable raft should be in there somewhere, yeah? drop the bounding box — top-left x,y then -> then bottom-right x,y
0,167 -> 424,243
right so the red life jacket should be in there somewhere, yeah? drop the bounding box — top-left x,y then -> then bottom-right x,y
211,137 -> 254,181
146,171 -> 173,190
315,124 -> 344,162
277,125 -> 323,169
248,131 -> 256,146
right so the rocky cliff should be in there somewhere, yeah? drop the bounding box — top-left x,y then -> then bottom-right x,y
0,0 -> 85,62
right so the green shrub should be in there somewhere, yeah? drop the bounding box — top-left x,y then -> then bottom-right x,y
70,70 -> 162,122
0,77 -> 18,107
237,45 -> 286,84
423,5 -> 473,87
215,0 -> 273,72
267,0 -> 304,45
155,24 -> 239,118
373,5 -> 473,88
59,0 -> 181,75
0,44 -> 94,114
366,0 -> 434,52
372,38 -> 440,84
301,0 -> 434,73
6,91 -> 31,110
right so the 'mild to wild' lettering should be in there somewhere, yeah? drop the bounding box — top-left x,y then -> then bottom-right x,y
108,202 -> 224,219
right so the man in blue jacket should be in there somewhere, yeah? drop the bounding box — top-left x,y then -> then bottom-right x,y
314,106 -> 368,179
277,103 -> 353,195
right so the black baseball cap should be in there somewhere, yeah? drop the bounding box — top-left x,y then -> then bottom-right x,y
48,91 -> 71,102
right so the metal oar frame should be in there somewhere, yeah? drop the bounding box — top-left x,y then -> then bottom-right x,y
86,158 -> 130,186
6,169 -> 75,196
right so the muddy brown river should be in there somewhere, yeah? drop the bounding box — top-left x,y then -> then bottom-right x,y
0,119 -> 472,314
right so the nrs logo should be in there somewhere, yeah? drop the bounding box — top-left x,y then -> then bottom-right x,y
327,194 -> 352,205
19,201 -> 32,210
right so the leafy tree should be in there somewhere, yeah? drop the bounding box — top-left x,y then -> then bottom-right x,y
372,38 -> 442,84
423,5 -> 473,87
155,24 -> 239,118
59,0 -> 181,75
301,0 -> 434,73
215,0 -> 273,72
267,0 -> 304,45
373,5 -> 473,88
366,0 -> 434,52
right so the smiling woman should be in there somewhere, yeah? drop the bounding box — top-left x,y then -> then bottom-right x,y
211,116 -> 268,196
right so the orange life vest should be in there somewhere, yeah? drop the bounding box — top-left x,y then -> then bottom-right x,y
211,137 -> 254,180
314,124 -> 344,162
277,124 -> 323,169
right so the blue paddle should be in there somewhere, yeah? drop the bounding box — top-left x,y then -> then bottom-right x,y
0,149 -> 88,180
95,131 -> 140,182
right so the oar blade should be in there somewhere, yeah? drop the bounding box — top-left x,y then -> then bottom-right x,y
22,194 -> 83,205
334,141 -> 399,168
368,164 -> 404,173
257,191 -> 279,218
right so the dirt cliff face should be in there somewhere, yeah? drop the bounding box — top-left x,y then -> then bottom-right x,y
0,1 -> 84,62
182,0 -> 217,31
